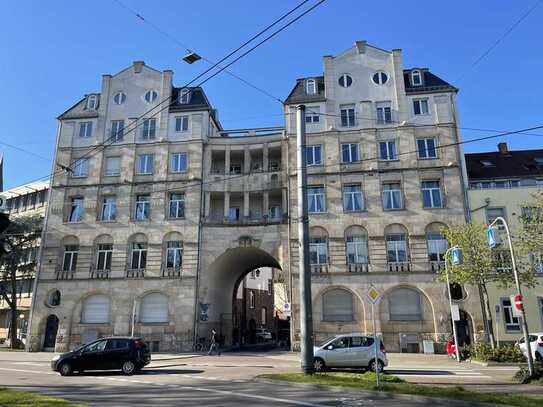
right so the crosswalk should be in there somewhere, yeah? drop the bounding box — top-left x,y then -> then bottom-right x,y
387,367 -> 493,380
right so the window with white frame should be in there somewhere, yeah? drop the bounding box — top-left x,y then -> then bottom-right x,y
338,73 -> 352,88
417,138 -> 437,159
341,143 -> 359,163
501,298 -> 520,332
134,195 -> 150,220
62,245 -> 78,271
142,118 -> 156,140
104,156 -> 120,176
421,181 -> 443,208
68,197 -> 84,223
346,236 -> 368,264
166,241 -> 183,268
309,237 -> 328,264
179,89 -> 190,104
411,70 -> 422,86
144,90 -> 158,103
305,106 -> 320,123
305,145 -> 322,166
340,104 -> 356,127
72,158 -> 89,178
169,193 -> 185,218
427,233 -> 447,261
373,71 -> 388,85
111,120 -> 124,141
137,154 -> 154,175
307,186 -> 326,213
306,78 -> 316,94
130,242 -> 147,269
79,121 -> 93,138
413,98 -> 429,115
113,91 -> 126,105
386,234 -> 407,263
85,95 -> 97,110
343,185 -> 363,212
96,244 -> 113,271
382,183 -> 402,210
170,152 -> 187,173
376,103 -> 392,124
379,140 -> 397,160
175,116 -> 189,132
101,196 -> 117,221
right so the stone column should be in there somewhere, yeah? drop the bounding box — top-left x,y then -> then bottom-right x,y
263,191 -> 269,219
243,192 -> 250,219
282,188 -> 288,215
204,192 -> 211,218
223,192 -> 230,219
224,147 -> 230,174
263,143 -> 269,171
244,149 -> 251,173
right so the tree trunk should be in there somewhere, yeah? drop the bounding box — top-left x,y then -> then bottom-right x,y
478,283 -> 496,348
9,269 -> 18,349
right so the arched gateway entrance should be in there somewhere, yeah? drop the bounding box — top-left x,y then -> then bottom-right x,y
198,246 -> 285,348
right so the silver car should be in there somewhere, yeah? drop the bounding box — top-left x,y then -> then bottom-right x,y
313,334 -> 388,372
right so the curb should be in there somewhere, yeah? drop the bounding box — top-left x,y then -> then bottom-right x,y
470,360 -> 525,367
255,377 -> 510,407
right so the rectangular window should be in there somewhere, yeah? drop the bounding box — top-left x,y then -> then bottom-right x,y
104,156 -> 121,176
502,298 -> 521,332
486,207 -> 506,229
169,193 -> 185,219
229,207 -> 240,222
421,180 -> 443,208
111,120 -> 124,141
309,238 -> 328,264
427,233 -> 447,261
341,143 -> 359,163
376,104 -> 392,124
166,241 -> 183,268
62,245 -> 78,272
79,121 -> 93,138
134,195 -> 150,220
386,234 -> 407,262
346,236 -> 368,264
101,196 -> 117,221
131,243 -> 147,269
417,138 -> 437,159
96,244 -> 113,271
382,183 -> 402,210
413,98 -> 429,115
170,152 -> 188,173
343,185 -> 363,212
68,198 -> 84,223
142,118 -> 156,140
72,158 -> 89,178
340,105 -> 356,127
307,186 -> 326,213
379,140 -> 397,160
137,154 -> 154,175
175,116 -> 189,132
305,106 -> 320,123
305,145 -> 322,166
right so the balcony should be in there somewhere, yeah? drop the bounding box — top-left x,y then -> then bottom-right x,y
204,213 -> 286,226
311,264 -> 329,273
430,261 -> 445,272
89,268 -> 110,279
347,263 -> 369,273
126,268 -> 145,278
162,267 -> 182,278
56,268 -> 74,280
388,262 -> 411,272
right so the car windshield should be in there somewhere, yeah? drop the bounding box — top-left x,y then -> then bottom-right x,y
317,336 -> 337,347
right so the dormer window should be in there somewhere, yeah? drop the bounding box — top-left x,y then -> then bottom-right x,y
306,79 -> 316,94
411,70 -> 422,86
85,95 -> 98,110
179,89 -> 190,104
144,90 -> 158,104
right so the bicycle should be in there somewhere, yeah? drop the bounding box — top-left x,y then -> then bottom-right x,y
193,337 -> 208,352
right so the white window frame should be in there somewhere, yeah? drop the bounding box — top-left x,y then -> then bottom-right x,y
411,70 -> 422,86
341,143 -> 359,163
96,244 -> 113,271
373,71 -> 388,85
382,183 -> 403,210
104,156 -> 121,177
175,116 -> 189,132
134,195 -> 150,220
169,193 -> 185,219
166,241 -> 183,268
130,242 -> 147,269
101,196 -> 117,221
417,137 -> 437,159
110,120 -> 124,141
113,91 -> 126,105
343,184 -> 364,212
379,140 -> 397,161
144,90 -> 158,103
421,180 -> 443,208
305,145 -> 322,166
376,104 -> 392,124
179,89 -> 190,104
85,95 -> 97,110
62,245 -> 78,271
68,197 -> 84,223
79,121 -> 93,138
306,79 -> 316,94
386,234 -> 408,263
340,105 -> 356,127
305,106 -> 320,124
72,158 -> 89,178
170,152 -> 188,173
413,98 -> 429,115
307,186 -> 326,213
137,154 -> 154,175
338,73 -> 352,88
427,233 -> 447,261
309,238 -> 328,265
346,236 -> 368,264
142,118 -> 156,140
501,298 -> 521,332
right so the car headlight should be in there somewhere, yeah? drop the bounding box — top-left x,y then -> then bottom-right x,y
52,355 -> 61,361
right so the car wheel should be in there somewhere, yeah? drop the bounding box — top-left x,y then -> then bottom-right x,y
369,359 -> 384,373
313,357 -> 326,372
122,360 -> 136,375
59,362 -> 72,376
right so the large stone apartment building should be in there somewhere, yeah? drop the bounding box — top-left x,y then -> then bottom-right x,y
28,41 -> 485,353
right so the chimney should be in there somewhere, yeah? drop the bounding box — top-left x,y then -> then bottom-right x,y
133,61 -> 145,73
498,142 -> 509,156
355,40 -> 367,54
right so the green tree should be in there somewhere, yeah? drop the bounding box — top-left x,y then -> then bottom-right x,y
516,190 -> 543,274
0,215 -> 42,349
437,223 -> 536,348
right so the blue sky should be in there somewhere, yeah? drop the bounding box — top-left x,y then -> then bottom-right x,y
1,0 -> 542,189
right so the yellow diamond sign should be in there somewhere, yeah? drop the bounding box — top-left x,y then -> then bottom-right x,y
367,286 -> 381,303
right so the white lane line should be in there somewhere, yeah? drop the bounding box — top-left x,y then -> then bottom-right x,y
0,367 -> 56,375
13,362 -> 47,366
396,374 -> 492,379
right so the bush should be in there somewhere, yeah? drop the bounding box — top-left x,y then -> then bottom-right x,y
513,362 -> 543,384
470,343 -> 526,363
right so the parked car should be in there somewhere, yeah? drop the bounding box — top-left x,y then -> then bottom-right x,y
51,337 -> 151,376
255,328 -> 273,342
313,334 -> 388,372
516,333 -> 543,361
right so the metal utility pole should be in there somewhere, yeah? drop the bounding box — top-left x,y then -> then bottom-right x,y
445,246 -> 462,362
296,105 -> 314,374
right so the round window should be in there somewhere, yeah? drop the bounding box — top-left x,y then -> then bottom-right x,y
373,72 -> 388,85
113,92 -> 126,105
338,74 -> 353,88
48,290 -> 61,307
144,90 -> 158,103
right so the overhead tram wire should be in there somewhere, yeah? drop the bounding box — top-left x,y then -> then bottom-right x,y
14,0 -> 327,187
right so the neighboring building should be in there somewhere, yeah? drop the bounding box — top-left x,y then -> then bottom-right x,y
29,42 -> 484,353
0,180 -> 49,342
466,143 -> 543,343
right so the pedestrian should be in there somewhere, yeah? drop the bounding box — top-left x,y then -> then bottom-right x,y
208,328 -> 221,356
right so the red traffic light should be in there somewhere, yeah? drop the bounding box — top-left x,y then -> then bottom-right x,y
514,294 -> 523,311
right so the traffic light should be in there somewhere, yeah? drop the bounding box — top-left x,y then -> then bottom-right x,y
0,213 -> 9,234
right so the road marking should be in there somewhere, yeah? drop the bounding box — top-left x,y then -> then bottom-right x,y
0,367 -> 55,375
13,362 -> 47,367
395,374 -> 492,379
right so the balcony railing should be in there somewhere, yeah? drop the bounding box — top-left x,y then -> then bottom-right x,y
347,263 -> 369,273
430,261 -> 445,272
56,268 -> 75,280
162,267 -> 182,278
126,268 -> 145,278
311,264 -> 329,273
388,262 -> 411,272
204,214 -> 286,225
90,268 -> 110,279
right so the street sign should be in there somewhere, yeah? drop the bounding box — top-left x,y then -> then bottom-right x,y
451,247 -> 463,266
451,303 -> 460,322
510,295 -> 523,318
283,303 -> 292,316
487,227 -> 497,248
0,193 -> 6,212
367,286 -> 381,304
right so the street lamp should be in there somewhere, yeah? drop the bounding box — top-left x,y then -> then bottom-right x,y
444,245 -> 462,362
487,217 -> 535,377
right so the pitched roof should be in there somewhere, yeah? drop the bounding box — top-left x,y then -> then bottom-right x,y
403,70 -> 457,94
169,86 -> 212,112
58,95 -> 100,120
284,76 -> 325,105
465,148 -> 543,180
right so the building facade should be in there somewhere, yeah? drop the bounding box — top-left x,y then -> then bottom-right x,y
29,41 -> 485,353
466,143 -> 543,344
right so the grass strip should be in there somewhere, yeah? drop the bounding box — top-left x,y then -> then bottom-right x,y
0,387 -> 87,406
260,372 -> 543,407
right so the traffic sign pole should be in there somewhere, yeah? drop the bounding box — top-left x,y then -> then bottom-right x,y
445,245 -> 462,362
367,285 -> 381,387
